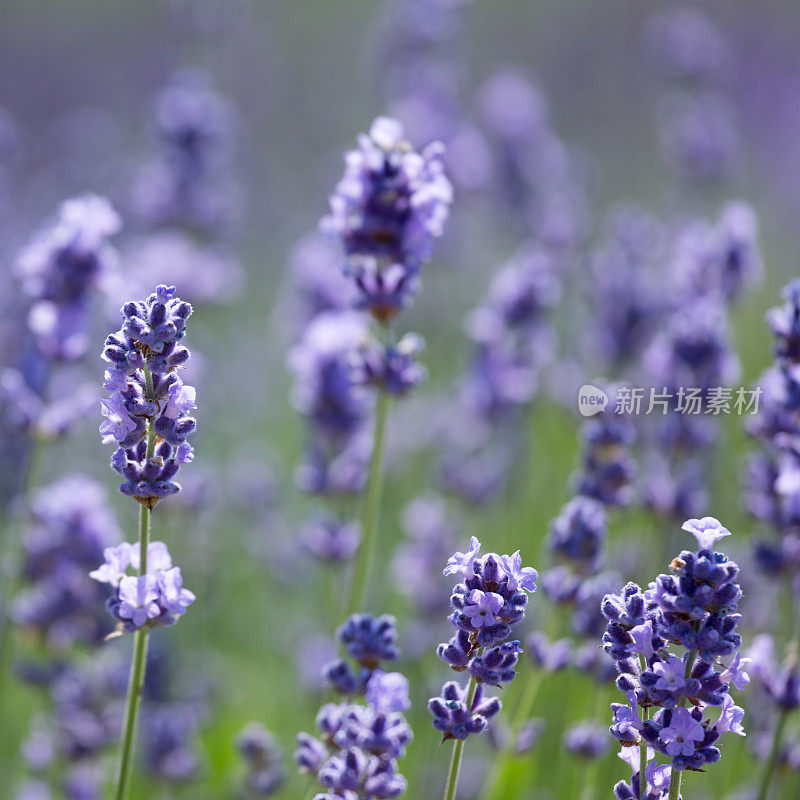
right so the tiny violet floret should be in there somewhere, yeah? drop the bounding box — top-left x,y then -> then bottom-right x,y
681,516 -> 731,551
658,707 -> 705,757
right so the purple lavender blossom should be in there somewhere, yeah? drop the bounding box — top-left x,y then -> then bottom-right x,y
321,116 -> 452,323
644,7 -> 728,84
573,391 -> 636,508
428,680 -> 501,741
602,517 -> 746,783
15,194 -> 120,361
365,670 -> 411,713
90,540 -> 195,633
296,636 -> 413,799
433,538 -> 537,736
100,285 -> 196,505
12,475 -> 121,647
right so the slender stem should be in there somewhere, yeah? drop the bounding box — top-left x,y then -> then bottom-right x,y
443,677 -> 477,800
114,372 -> 156,800
114,500 -> 152,800
342,390 -> 390,617
755,709 -> 789,800
667,767 -> 682,800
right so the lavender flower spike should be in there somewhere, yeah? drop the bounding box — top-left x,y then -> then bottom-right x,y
603,516 -> 745,800
98,285 -> 197,800
321,116 -> 453,323
432,539 -> 538,800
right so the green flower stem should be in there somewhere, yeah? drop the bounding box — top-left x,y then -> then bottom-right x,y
113,499 -> 152,800
114,369 -> 157,800
342,389 -> 390,618
443,676 -> 478,800
755,708 -> 789,800
667,767 -> 682,800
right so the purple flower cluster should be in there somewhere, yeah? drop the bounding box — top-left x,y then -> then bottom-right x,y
430,538 -> 537,737
237,722 -> 285,797
747,281 -> 800,584
644,0 -> 739,185
438,245 -> 560,505
586,206 -> 666,370
296,627 -> 412,799
12,475 -> 121,648
100,284 -> 196,505
300,515 -> 361,565
547,495 -> 607,574
15,194 -> 121,362
288,311 -> 370,495
461,244 -> 559,422
352,333 -> 426,397
321,116 -> 452,323
537,491 -> 622,671
90,541 -> 195,634
602,517 -> 746,791
323,614 -> 401,695
477,67 -> 588,251
17,651 -> 127,797
17,643 -> 208,796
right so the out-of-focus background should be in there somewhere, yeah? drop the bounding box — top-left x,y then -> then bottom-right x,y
2,0 -> 800,798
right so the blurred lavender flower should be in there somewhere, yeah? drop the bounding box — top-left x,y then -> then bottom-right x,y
15,194 -> 120,362
675,202 -> 761,303
392,494 -> 459,618
12,475 -> 121,648
134,69 -> 238,233
477,67 -> 588,250
237,723 -> 285,796
108,232 -> 245,310
288,312 -> 369,443
564,722 -> 611,760
286,233 -> 358,330
141,702 -> 204,781
573,387 -> 636,508
644,7 -> 728,84
300,515 -> 361,565
658,92 -> 739,184
586,206 -> 666,369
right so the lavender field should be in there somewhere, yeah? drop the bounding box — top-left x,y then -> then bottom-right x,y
2,1 -> 800,799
